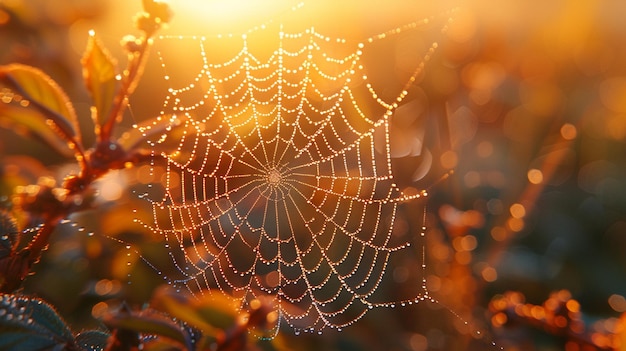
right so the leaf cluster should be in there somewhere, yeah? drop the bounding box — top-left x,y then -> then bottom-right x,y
0,0 -> 178,293
0,286 -> 283,351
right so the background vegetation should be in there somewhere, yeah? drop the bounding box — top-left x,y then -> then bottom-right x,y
1,0 -> 626,350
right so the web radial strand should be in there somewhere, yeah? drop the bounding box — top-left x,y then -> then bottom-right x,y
139,16 -> 444,333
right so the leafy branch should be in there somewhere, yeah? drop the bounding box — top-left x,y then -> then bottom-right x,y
489,290 -> 620,350
0,0 -> 172,293
0,286 -> 280,351
0,2 -> 284,350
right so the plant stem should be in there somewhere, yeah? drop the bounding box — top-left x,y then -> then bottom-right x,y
0,223 -> 54,292
0,29 -> 158,293
100,37 -> 152,143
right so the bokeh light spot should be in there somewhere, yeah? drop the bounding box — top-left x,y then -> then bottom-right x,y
506,217 -> 525,232
440,150 -> 458,170
509,203 -> 526,219
463,171 -> 481,188
410,333 -> 428,351
476,141 -> 493,158
91,302 -> 109,318
560,123 -> 577,140
490,226 -> 507,241
608,294 -> 626,312
481,266 -> 497,282
527,168 -> 544,184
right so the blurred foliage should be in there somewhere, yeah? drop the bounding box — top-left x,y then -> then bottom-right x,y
0,292 -> 88,351
0,287 -> 281,351
0,0 -> 625,350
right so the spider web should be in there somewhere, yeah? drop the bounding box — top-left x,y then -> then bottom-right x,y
135,11 -> 452,334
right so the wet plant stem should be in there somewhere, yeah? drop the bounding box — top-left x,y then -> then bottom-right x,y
0,30 -> 155,293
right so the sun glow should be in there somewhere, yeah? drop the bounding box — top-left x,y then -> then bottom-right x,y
168,0 -> 296,34
160,0 -> 451,38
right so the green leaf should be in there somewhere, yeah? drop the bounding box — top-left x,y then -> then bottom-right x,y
75,330 -> 109,351
0,329 -> 68,351
0,211 -> 19,260
0,105 -> 74,157
103,309 -> 193,351
0,293 -> 76,350
0,64 -> 81,157
81,32 -> 118,129
193,295 -> 239,331
150,286 -> 238,335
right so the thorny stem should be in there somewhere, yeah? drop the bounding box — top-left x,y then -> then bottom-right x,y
0,224 -> 55,292
0,187 -> 94,292
26,222 -> 56,264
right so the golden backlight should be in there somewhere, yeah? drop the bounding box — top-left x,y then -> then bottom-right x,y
2,0 -> 626,349
167,0 -> 294,34
155,0 -> 452,37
